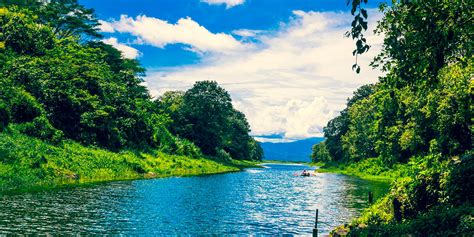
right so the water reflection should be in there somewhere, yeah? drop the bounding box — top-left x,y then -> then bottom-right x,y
0,163 -> 388,235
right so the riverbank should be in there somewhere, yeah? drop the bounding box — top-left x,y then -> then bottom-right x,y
0,162 -> 384,235
0,130 -> 259,194
313,156 -> 473,236
312,158 -> 414,183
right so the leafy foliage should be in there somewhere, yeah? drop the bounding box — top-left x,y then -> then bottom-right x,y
0,103 -> 9,132
0,129 -> 245,192
320,0 -> 473,235
1,0 -> 101,40
0,1 -> 261,195
311,141 -> 331,163
156,81 -> 263,160
345,0 -> 370,73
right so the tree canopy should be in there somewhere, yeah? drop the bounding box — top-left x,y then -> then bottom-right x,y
313,0 -> 473,164
156,81 -> 263,160
314,0 -> 473,234
0,3 -> 262,161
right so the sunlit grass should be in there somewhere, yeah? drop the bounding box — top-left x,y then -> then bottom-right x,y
313,158 -> 415,183
0,128 -> 255,193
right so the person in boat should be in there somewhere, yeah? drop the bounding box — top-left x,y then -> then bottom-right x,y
301,169 -> 310,176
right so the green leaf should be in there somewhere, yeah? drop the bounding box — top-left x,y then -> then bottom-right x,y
361,9 -> 368,19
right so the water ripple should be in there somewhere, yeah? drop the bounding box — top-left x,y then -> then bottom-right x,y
0,163 -> 388,235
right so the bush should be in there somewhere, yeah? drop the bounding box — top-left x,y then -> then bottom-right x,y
446,151 -> 474,205
174,138 -> 202,158
0,103 -> 9,132
216,148 -> 232,162
14,116 -> 63,143
311,141 -> 331,163
9,89 -> 43,123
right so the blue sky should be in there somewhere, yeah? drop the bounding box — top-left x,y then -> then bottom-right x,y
80,0 -> 384,141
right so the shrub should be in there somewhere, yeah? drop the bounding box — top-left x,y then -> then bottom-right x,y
0,103 -> 9,132
446,151 -> 474,205
216,148 -> 232,162
9,89 -> 43,123
311,142 -> 331,163
174,138 -> 202,158
14,116 -> 63,143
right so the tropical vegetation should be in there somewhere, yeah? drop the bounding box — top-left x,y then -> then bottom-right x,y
312,0 -> 473,235
0,0 -> 262,192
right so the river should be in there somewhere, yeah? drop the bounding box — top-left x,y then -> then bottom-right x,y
0,163 -> 388,235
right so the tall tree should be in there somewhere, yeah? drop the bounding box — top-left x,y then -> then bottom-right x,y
1,0 -> 102,40
38,0 -> 102,39
180,81 -> 233,156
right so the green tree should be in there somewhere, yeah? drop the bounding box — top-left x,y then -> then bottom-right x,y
224,110 -> 252,160
248,138 -> 264,161
329,1 -> 473,233
373,0 -> 473,83
311,142 -> 331,163
180,81 -> 233,156
155,90 -> 186,135
39,0 -> 102,39
0,103 -> 9,132
1,0 -> 101,40
1,3 -> 260,164
323,84 -> 375,161
1,6 -> 154,149
0,7 -> 55,55
167,81 -> 262,160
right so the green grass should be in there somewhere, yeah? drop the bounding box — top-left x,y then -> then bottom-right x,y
332,189 -> 474,236
313,158 -> 415,183
320,155 -> 474,236
0,129 -> 255,193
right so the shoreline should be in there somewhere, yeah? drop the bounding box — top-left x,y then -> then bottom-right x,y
311,161 -> 396,183
1,159 -> 260,195
314,166 -> 394,183
0,129 -> 262,195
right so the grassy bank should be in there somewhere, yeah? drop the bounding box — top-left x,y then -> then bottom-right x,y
313,158 -> 416,183
0,129 -> 256,193
314,156 -> 473,236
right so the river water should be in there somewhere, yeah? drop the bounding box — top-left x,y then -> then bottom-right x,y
0,163 -> 388,235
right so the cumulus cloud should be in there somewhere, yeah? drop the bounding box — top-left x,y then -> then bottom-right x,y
232,29 -> 263,38
98,20 -> 115,33
253,137 -> 297,143
235,97 -> 337,138
143,10 -> 384,140
102,37 -> 141,59
201,0 -> 245,8
100,15 -> 245,53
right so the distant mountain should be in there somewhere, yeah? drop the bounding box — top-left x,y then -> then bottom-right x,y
259,137 -> 324,162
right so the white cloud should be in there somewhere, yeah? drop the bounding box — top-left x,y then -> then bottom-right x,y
102,15 -> 245,53
253,137 -> 297,143
102,37 -> 141,59
144,10 -> 383,139
235,97 -> 337,138
201,0 -> 245,8
232,29 -> 263,37
98,20 -> 115,33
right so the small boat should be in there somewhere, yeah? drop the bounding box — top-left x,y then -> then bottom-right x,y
301,170 -> 311,176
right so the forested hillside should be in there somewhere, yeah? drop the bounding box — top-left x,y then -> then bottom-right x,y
0,1 -> 262,191
312,0 -> 473,235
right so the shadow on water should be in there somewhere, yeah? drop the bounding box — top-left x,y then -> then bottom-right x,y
0,163 -> 389,235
